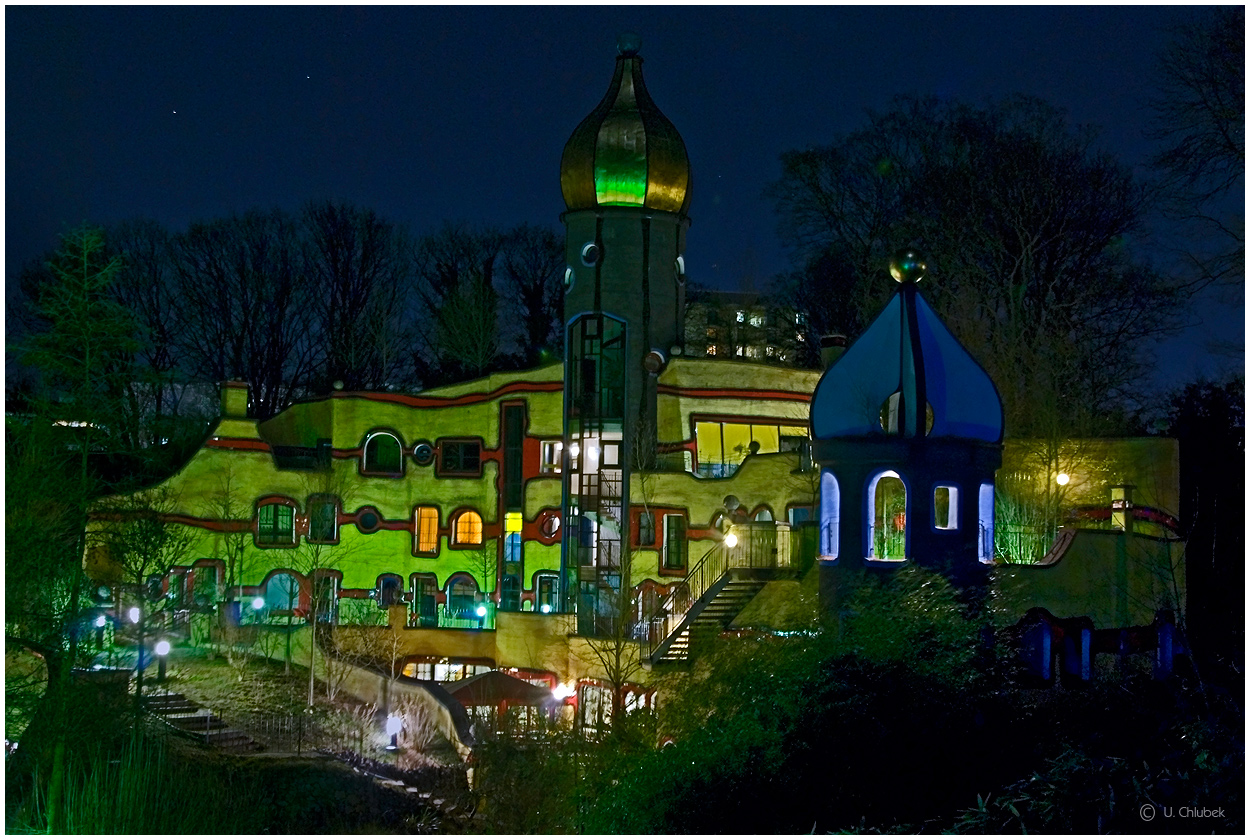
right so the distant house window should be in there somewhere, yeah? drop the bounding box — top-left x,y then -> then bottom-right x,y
414,506 -> 439,554
706,344 -> 718,356
363,432 -> 403,474
638,511 -> 656,547
748,312 -> 764,328
308,495 -> 339,543
735,310 -> 745,323
257,503 -> 295,546
934,485 -> 959,530
452,511 -> 483,547
541,441 -> 563,474
440,440 -> 481,476
662,514 -> 686,571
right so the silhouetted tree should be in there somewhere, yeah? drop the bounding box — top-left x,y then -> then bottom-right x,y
498,224 -> 564,367
770,96 -> 1185,437
1148,6 -> 1244,292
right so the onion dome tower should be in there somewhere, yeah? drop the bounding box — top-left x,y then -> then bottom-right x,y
809,250 -> 1004,601
558,34 -> 692,631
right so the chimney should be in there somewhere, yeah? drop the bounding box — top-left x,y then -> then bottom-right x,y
1110,484 -> 1135,532
819,334 -> 847,369
221,381 -> 249,419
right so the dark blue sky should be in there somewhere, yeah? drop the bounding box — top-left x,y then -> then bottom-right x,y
6,6 -> 1241,394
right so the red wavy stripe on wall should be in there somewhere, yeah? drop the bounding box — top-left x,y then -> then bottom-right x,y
333,380 -> 563,409
656,385 -> 811,402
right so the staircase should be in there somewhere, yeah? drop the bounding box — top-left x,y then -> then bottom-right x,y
642,523 -> 796,667
144,689 -> 263,753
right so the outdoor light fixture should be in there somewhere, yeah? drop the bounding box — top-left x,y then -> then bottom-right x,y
540,604 -> 552,614
475,604 -> 488,618
569,442 -> 580,457
385,714 -> 401,750
155,639 -> 171,681
1056,473 -> 1070,486
724,532 -> 739,548
551,683 -> 575,701
95,615 -> 107,628
252,596 -> 265,610
128,607 -> 140,623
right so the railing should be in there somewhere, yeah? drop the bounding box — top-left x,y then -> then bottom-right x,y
405,603 -> 495,630
640,524 -> 789,662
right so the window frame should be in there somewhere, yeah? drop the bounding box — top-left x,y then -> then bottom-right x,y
451,510 -> 484,547
362,431 -> 405,476
307,494 -> 340,544
414,506 -> 440,555
661,513 -> 687,572
637,510 -> 657,547
933,484 -> 960,531
438,438 -> 483,477
256,500 -> 297,548
540,440 -> 564,474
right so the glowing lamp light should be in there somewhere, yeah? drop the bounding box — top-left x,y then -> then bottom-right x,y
1056,473 -> 1071,486
475,604 -> 488,618
551,683 -> 574,701
385,714 -> 402,737
128,607 -> 140,623
723,532 -> 739,548
569,442 -> 580,457
154,640 -> 171,657
540,604 -> 552,614
95,615 -> 108,628
252,597 -> 265,610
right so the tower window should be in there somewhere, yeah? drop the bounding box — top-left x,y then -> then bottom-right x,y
934,485 -> 959,530
867,471 -> 907,561
580,242 -> 600,266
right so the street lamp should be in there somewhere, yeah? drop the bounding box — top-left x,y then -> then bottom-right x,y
1056,473 -> 1071,486
128,607 -> 140,623
252,596 -> 265,610
154,639 -> 171,682
723,531 -> 739,548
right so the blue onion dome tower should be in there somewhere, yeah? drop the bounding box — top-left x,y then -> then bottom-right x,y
558,34 -> 692,631
809,250 -> 1004,602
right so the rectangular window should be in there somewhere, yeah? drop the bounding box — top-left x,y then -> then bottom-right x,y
257,503 -> 294,546
788,506 -> 812,526
308,495 -> 339,543
440,440 -> 482,476
415,507 -> 439,554
662,514 -> 687,571
934,485 -> 959,530
541,441 -> 563,474
536,574 -> 559,613
412,575 -> 438,626
637,511 -> 656,546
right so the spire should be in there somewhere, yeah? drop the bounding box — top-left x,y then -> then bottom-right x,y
559,35 -> 692,215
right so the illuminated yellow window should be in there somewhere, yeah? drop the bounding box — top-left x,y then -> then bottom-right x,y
453,511 -> 483,547
505,511 -> 523,533
415,507 -> 439,554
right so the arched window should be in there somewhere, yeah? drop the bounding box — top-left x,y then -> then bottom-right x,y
820,470 -> 840,559
363,432 -> 403,474
753,507 -> 774,522
447,575 -> 479,618
978,482 -> 995,564
375,574 -> 402,608
452,511 -> 483,547
264,572 -> 299,611
867,470 -> 907,561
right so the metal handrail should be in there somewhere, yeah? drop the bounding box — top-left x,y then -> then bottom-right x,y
640,525 -> 790,662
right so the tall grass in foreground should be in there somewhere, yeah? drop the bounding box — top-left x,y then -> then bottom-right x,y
10,734 -> 262,834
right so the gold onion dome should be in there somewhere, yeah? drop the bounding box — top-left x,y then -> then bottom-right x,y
560,34 -> 692,215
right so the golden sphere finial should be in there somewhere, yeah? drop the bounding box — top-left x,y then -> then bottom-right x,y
889,249 -> 927,284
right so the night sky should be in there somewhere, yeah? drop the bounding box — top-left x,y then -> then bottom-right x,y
6,6 -> 1241,395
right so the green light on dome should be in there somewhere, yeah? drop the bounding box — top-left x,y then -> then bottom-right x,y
594,123 -> 648,205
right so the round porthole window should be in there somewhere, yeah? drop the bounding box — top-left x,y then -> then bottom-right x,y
357,508 -> 381,533
540,514 -> 561,539
580,242 -> 600,267
564,267 -> 575,291
413,442 -> 435,466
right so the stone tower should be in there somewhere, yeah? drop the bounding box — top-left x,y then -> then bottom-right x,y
557,34 -> 692,631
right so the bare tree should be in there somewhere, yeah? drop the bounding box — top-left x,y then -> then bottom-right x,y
302,201 -> 416,392
770,96 -> 1186,438
171,209 -> 315,418
1148,6 -> 1244,292
499,224 -> 564,367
